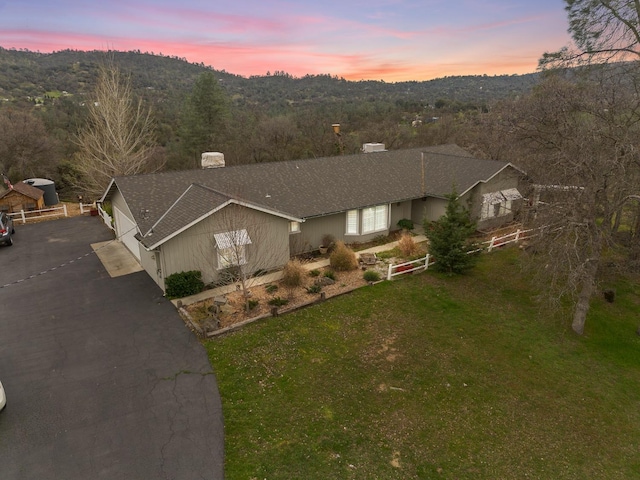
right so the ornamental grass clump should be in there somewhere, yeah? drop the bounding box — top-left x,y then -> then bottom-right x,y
397,231 -> 420,258
329,241 -> 358,271
281,259 -> 306,288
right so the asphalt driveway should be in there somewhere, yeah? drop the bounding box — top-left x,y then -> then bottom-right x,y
0,216 -> 224,479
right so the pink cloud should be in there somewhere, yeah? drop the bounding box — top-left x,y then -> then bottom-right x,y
122,5 -> 290,36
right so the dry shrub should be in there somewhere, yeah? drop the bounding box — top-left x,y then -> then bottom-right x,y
281,259 -> 306,288
330,241 -> 358,271
397,232 -> 419,257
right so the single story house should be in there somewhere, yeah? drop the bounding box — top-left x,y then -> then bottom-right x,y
100,144 -> 527,292
0,181 -> 45,213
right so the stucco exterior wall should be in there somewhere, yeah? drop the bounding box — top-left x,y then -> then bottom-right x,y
467,166 -> 524,230
390,200 -> 412,230
160,204 -> 290,287
139,247 -> 163,289
411,197 -> 448,225
110,189 -> 133,221
290,206 -> 396,255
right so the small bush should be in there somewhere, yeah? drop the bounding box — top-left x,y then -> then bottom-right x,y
308,269 -> 321,277
306,284 -> 323,294
397,218 -> 414,231
281,259 -> 306,288
397,232 -> 420,258
321,233 -> 336,248
165,270 -> 204,299
363,270 -> 381,282
323,270 -> 336,281
102,202 -> 113,217
265,284 -> 279,294
268,296 -> 289,307
330,241 -> 358,271
246,299 -> 259,311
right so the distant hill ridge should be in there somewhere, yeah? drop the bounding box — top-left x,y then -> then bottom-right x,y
0,47 -> 539,107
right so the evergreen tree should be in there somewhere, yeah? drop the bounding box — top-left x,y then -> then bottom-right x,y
424,189 -> 478,274
179,71 -> 230,167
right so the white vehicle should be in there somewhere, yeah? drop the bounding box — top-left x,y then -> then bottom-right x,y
0,380 -> 5,411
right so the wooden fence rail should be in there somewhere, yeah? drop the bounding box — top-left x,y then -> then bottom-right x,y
7,204 -> 68,224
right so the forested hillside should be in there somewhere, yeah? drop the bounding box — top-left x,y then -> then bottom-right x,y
0,47 -> 538,107
0,47 -> 541,199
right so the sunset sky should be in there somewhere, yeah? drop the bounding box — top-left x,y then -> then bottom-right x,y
0,0 -> 571,82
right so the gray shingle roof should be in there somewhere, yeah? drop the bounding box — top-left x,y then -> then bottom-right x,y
104,144 -> 518,248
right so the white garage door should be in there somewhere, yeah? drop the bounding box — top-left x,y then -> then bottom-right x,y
114,207 -> 141,261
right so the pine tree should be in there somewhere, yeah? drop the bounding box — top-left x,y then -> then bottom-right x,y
425,189 -> 478,274
179,71 -> 230,167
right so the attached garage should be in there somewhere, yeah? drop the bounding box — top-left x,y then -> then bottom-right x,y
113,206 -> 141,261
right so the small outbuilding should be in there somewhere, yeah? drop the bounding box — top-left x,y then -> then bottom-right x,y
0,181 -> 46,213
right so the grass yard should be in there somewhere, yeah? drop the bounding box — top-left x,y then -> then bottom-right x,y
205,248 -> 640,479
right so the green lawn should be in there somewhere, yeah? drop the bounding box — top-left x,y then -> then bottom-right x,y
205,248 -> 640,479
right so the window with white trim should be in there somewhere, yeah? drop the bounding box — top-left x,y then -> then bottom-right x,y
289,221 -> 300,233
362,205 -> 388,234
214,230 -> 252,269
346,210 -> 358,235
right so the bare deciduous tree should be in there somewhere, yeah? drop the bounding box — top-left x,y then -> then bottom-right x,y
542,0 -> 640,67
0,109 -> 58,182
199,203 -> 289,312
74,61 -> 161,198
503,70 -> 640,334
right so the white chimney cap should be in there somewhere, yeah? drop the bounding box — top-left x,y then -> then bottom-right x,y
201,152 -> 225,169
362,143 -> 386,153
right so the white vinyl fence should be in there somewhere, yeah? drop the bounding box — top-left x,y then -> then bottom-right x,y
97,203 -> 115,232
387,254 -> 435,280
8,204 -> 68,224
387,227 -> 537,280
79,202 -> 96,214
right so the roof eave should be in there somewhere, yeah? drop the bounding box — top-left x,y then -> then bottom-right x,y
99,178 -> 117,203
142,198 -> 304,251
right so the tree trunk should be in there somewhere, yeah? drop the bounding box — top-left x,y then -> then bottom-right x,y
572,260 -> 598,335
612,207 -> 622,233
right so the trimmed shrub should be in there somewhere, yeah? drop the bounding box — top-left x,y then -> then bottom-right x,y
397,232 -> 420,258
329,241 -> 358,271
165,270 -> 204,299
281,259 -> 306,288
397,218 -> 414,231
363,270 -> 381,282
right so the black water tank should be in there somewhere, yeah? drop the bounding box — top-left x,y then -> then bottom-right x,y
24,178 -> 58,206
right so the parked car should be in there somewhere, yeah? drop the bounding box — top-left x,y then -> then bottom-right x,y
0,380 -> 6,411
0,212 -> 14,246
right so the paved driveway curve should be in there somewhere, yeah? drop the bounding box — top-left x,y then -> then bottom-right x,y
0,216 -> 224,479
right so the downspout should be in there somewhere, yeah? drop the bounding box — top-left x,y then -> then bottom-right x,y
421,152 -> 426,197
